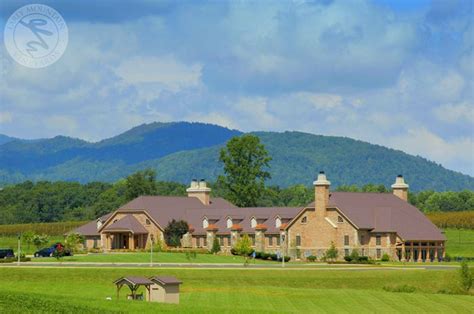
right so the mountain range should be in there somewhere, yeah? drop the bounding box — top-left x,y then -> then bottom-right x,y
0,122 -> 472,191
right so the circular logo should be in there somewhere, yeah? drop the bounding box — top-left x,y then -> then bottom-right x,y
4,4 -> 68,69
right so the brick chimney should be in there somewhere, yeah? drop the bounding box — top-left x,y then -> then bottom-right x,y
391,174 -> 409,201
313,171 -> 330,216
186,179 -> 211,205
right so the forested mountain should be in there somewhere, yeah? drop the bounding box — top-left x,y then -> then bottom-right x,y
0,122 -> 472,191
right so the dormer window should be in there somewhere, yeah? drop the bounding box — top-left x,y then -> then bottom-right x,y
96,219 -> 102,230
227,218 -> 232,228
203,218 -> 209,229
251,217 -> 257,228
275,217 -> 282,228
301,216 -> 307,224
337,216 -> 343,223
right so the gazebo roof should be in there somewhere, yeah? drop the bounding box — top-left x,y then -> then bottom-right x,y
114,276 -> 154,286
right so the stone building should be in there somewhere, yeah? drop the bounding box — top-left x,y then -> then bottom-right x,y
73,174 -> 446,261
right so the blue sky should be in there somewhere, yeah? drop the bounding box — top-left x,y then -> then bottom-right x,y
0,0 -> 473,175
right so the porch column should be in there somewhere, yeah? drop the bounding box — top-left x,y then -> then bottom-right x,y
417,243 -> 422,263
427,244 -> 431,262
434,243 -> 438,261
129,233 -> 135,250
410,242 -> 414,262
401,243 -> 406,262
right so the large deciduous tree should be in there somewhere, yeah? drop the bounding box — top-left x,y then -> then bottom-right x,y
218,135 -> 271,207
125,169 -> 158,201
163,219 -> 189,247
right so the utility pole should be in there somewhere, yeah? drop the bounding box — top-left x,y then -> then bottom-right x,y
150,234 -> 154,267
17,233 -> 21,266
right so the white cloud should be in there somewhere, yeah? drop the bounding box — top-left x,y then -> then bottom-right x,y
115,56 -> 202,93
0,112 -> 13,124
387,128 -> 474,175
185,112 -> 237,130
295,92 -> 343,110
434,101 -> 474,124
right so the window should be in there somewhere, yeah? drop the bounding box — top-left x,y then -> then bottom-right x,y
376,235 -> 381,246
345,249 -> 350,256
344,235 -> 349,246
93,239 -> 98,248
275,217 -> 282,228
337,216 -> 343,223
251,217 -> 257,228
296,235 -> 301,246
276,236 -> 281,246
145,219 -> 151,225
219,236 -> 224,246
197,237 -> 202,247
301,216 -> 308,224
376,249 -> 382,259
360,235 -> 365,245
268,236 -> 273,246
203,237 -> 207,247
227,218 -> 232,228
202,218 -> 208,229
250,235 -> 255,246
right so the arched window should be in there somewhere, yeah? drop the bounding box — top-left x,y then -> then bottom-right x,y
227,218 -> 232,228
275,217 -> 282,228
251,217 -> 257,228
202,218 -> 209,229
301,216 -> 307,224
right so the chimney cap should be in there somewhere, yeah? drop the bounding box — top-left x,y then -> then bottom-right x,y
313,171 -> 331,186
391,175 -> 409,189
200,178 -> 205,181
192,178 -> 197,181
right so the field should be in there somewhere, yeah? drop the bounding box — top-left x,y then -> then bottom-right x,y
0,267 -> 473,313
443,228 -> 474,257
32,252 -> 273,264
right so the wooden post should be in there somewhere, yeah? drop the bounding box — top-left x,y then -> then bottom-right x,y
427,244 -> 431,262
411,242 -> 414,262
401,243 -> 406,262
434,243 -> 438,261
417,243 -> 422,263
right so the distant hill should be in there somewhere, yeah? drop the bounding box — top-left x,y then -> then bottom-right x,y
0,134 -> 18,145
0,122 -> 472,191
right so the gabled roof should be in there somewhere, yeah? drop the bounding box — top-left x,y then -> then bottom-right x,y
103,214 -> 148,234
149,276 -> 182,285
70,213 -> 112,236
114,276 -> 154,286
307,192 -> 445,241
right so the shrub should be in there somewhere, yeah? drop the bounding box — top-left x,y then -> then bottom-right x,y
383,285 -> 416,293
323,242 -> 338,262
459,260 -> 473,293
444,253 -> 452,262
283,256 -> 291,262
381,253 -> 390,262
344,256 -> 352,262
270,253 -> 278,261
210,237 -> 221,254
307,255 -> 317,262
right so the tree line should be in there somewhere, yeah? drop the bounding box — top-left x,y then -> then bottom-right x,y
0,134 -> 472,225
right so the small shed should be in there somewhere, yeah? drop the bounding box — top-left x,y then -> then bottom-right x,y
114,276 -> 154,301
147,276 -> 182,304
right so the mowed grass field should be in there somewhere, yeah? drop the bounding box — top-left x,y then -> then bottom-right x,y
443,228 -> 474,257
0,267 -> 472,313
33,252 -> 273,264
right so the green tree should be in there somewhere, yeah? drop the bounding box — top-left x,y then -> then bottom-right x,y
218,134 -> 271,207
32,234 -> 49,251
64,233 -> 85,253
124,169 -> 158,201
233,234 -> 253,264
211,237 -> 221,254
324,242 -> 338,262
459,260 -> 473,293
163,219 -> 189,247
23,231 -> 35,251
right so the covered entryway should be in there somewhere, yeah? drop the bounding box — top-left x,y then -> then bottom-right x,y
102,215 -> 149,250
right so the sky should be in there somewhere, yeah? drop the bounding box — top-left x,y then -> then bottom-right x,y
0,0 -> 473,175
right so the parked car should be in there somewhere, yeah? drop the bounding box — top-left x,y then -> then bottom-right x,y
34,243 -> 72,258
0,249 -> 14,259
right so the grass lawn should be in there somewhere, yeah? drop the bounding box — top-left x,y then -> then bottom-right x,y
0,267 -> 472,313
443,228 -> 474,257
32,252 -> 274,264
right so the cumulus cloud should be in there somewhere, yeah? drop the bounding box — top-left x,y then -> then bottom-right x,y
434,101 -> 474,124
